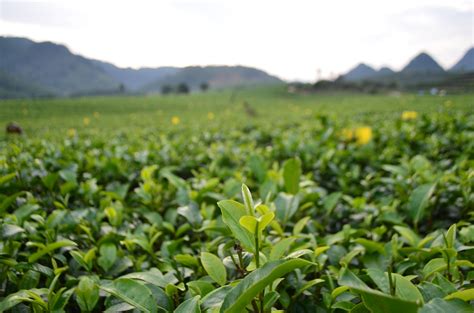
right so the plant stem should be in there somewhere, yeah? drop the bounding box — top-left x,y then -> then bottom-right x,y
444,251 -> 452,282
251,300 -> 260,313
388,263 -> 395,296
254,221 -> 264,313
255,221 -> 260,269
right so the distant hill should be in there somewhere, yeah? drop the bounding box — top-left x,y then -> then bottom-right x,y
342,52 -> 451,85
378,67 -> 395,76
343,63 -> 396,81
0,36 -> 283,98
0,37 -> 120,96
451,47 -> 474,73
343,63 -> 377,81
142,65 -> 283,92
401,52 -> 445,74
91,60 -> 180,91
0,70 -> 53,99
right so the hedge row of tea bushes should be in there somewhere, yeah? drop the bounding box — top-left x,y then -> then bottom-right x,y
0,111 -> 473,312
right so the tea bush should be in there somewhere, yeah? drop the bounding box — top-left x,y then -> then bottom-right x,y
0,93 -> 473,312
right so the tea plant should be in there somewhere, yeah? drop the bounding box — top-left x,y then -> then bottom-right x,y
0,103 -> 473,312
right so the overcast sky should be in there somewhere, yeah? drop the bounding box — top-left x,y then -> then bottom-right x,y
1,0 -> 473,81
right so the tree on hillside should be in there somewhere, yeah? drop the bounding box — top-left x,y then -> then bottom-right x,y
200,82 -> 209,92
161,84 -> 173,94
177,82 -> 190,94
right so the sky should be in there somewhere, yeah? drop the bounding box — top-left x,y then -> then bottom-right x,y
0,0 -> 473,81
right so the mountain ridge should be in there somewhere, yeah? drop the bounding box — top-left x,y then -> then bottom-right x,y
341,50 -> 474,83
0,36 -> 283,98
450,47 -> 474,72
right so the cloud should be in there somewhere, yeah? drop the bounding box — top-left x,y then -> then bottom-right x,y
0,0 -> 472,80
0,1 -> 86,28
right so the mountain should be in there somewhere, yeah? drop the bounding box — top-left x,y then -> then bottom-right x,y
0,37 -> 120,96
342,52 -> 448,85
451,47 -> 474,72
0,70 -> 53,99
343,63 -> 377,81
142,65 -> 282,92
343,64 -> 396,81
378,67 -> 395,76
401,52 -> 445,74
0,36 -> 283,98
91,60 -> 179,91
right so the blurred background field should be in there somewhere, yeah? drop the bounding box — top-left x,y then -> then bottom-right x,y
1,86 -> 472,138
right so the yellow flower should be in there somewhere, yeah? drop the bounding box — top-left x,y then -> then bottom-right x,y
355,126 -> 372,145
171,116 -> 180,125
207,112 -> 215,120
67,128 -> 77,137
83,117 -> 91,126
401,111 -> 418,120
93,111 -> 100,118
444,100 -> 453,108
341,128 -> 354,141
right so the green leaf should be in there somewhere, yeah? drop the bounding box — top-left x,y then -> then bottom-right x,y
75,276 -> 99,312
1,224 -> 25,238
263,290 -> 279,311
394,226 -> 420,247
239,215 -> 258,234
332,301 -> 355,310
100,278 -> 157,313
28,240 -> 77,263
220,258 -> 312,313
174,296 -> 201,313
177,203 -> 203,227
423,258 -> 447,279
282,158 -> 301,194
259,212 -> 274,230
293,216 -> 311,235
201,286 -> 232,311
141,165 -> 158,181
324,192 -> 342,216
295,278 -> 325,297
444,288 -> 474,301
419,298 -> 473,313
392,273 -> 424,303
217,200 -> 255,252
445,224 -> 456,248
70,251 -> 90,271
354,238 -> 385,254
270,237 -> 296,261
187,281 -> 215,297
0,290 -> 42,311
366,268 -> 389,293
408,183 -> 436,225
0,191 -> 26,214
350,302 -> 371,313
241,184 -> 254,216
175,254 -> 200,267
98,242 -> 117,272
338,267 -> 369,290
201,252 -> 227,286
0,172 -> 16,185
239,212 -> 274,235
248,155 -> 267,183
19,270 -> 40,290
355,287 -> 420,313
121,270 -> 169,288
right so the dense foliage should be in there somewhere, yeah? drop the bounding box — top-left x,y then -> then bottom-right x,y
0,92 -> 473,312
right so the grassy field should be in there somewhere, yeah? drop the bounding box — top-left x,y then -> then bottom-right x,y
1,86 -> 473,137
1,87 -> 473,312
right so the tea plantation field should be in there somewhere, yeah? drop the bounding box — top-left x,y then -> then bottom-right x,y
1,87 -> 473,312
